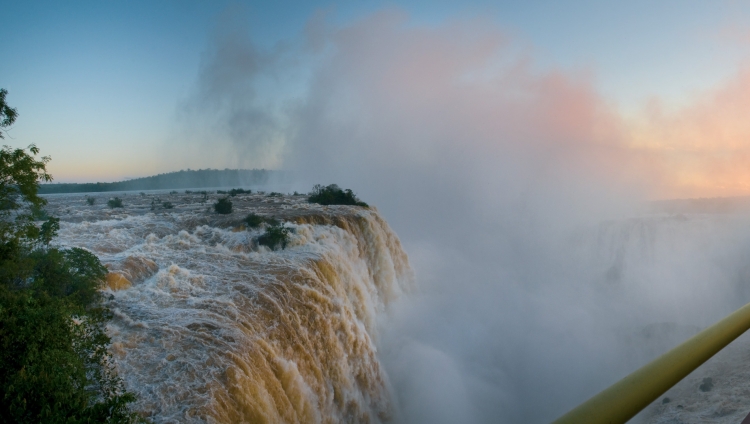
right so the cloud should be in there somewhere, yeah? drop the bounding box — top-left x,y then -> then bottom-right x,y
631,68 -> 750,197
285,10 -> 658,237
280,10 -> 669,423
179,5 -> 291,170
187,8 -> 750,422
279,11 -> 750,422
183,6 -> 750,199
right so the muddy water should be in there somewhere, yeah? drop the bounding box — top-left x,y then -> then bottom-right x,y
45,191 -> 413,423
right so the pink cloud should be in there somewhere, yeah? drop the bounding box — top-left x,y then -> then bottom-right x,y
287,10 -> 662,225
632,68 -> 750,197
286,10 -> 750,203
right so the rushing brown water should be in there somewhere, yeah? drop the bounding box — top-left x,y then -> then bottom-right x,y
44,191 -> 413,423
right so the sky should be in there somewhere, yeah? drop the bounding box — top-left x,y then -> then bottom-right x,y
2,1 -> 750,198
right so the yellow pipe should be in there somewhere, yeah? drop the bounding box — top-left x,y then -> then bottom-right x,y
553,301 -> 750,424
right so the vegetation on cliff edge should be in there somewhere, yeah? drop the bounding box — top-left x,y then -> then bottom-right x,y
256,223 -> 291,251
0,90 -> 142,423
214,197 -> 233,214
308,184 -> 368,207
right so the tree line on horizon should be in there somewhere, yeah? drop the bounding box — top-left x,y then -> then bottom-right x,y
38,168 -> 278,194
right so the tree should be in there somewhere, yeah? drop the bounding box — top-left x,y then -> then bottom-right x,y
308,184 -> 368,207
0,144 -> 52,243
0,89 -> 18,139
107,197 -> 124,208
0,89 -> 142,423
256,223 -> 290,251
214,197 -> 232,214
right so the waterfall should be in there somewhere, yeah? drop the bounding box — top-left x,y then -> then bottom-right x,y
49,193 -> 413,423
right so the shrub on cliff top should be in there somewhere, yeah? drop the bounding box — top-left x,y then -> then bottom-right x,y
243,213 -> 264,228
107,197 -> 123,208
243,213 -> 281,229
229,188 -> 249,196
256,223 -> 290,251
214,197 -> 232,214
308,184 -> 368,207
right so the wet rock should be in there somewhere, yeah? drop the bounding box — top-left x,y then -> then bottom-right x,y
699,377 -> 713,392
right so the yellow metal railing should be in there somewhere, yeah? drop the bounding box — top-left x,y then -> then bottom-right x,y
553,301 -> 750,424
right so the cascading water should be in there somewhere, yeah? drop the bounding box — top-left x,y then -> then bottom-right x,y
45,192 -> 413,423
46,189 -> 750,424
573,210 -> 750,423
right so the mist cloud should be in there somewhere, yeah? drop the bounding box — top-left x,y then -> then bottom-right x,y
286,9 -> 656,250
188,8 -> 750,423
280,11 -> 663,423
631,68 -> 750,197
181,5 -> 291,169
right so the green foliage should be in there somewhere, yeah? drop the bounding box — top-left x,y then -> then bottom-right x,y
0,145 -> 52,244
107,197 -> 123,208
214,197 -> 232,214
169,190 -> 177,195
228,188 -> 249,196
0,89 -> 18,140
29,247 -> 108,308
86,197 -> 96,206
162,201 -> 174,209
256,223 -> 290,251
38,217 -> 59,246
216,190 -> 227,194
30,203 -> 49,221
0,284 -> 140,423
268,192 -> 282,197
308,184 -> 368,207
264,217 -> 280,227
243,213 -> 265,228
243,213 -> 279,228
0,94 -> 142,422
0,249 -> 141,423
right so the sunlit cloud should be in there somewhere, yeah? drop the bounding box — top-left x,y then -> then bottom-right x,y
181,7 -> 750,203
630,68 -> 750,198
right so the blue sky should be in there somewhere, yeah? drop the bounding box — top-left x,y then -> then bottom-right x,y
2,1 -> 750,190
